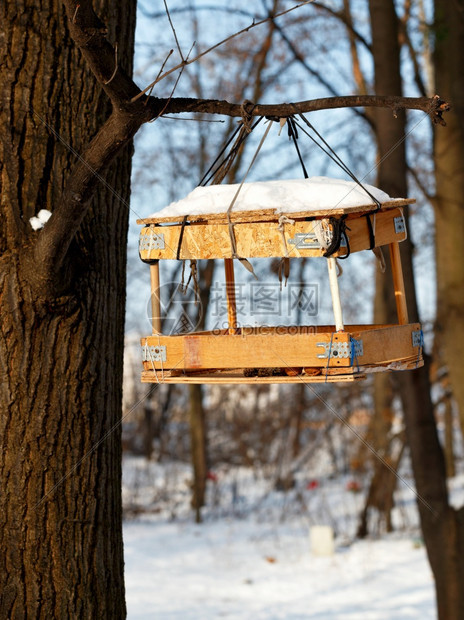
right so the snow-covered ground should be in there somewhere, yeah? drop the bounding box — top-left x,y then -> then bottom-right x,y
123,458 -> 439,619
124,518 -> 434,619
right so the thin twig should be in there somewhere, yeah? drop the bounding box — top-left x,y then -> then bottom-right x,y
131,0 -> 314,102
164,0 -> 184,61
149,42 -> 195,123
144,49 -> 174,104
103,42 -> 118,84
161,116 -> 225,122
72,3 -> 80,23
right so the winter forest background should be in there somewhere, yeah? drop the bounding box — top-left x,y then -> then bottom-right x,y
1,0 -> 463,619
121,1 -> 463,618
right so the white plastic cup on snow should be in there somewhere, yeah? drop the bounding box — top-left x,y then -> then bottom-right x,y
310,525 -> 335,557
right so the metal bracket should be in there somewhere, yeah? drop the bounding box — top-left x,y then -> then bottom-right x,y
412,330 -> 423,348
142,344 -> 167,363
288,232 -> 347,250
139,229 -> 165,252
317,339 -> 363,360
351,339 -> 364,358
394,216 -> 406,234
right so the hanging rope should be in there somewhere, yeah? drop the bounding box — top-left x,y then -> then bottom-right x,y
285,110 -> 384,254
277,258 -> 291,288
294,112 -> 382,211
225,118 -> 274,277
350,336 -> 361,373
415,329 -> 424,368
325,332 -> 335,382
199,116 -> 263,187
372,247 -> 386,273
177,107 -> 264,276
240,99 -> 256,133
278,214 -> 295,254
181,259 -> 199,299
322,215 -> 351,259
277,214 -> 295,288
176,215 -> 189,260
287,117 -> 309,179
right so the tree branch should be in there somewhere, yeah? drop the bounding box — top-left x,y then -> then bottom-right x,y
150,94 -> 450,125
63,0 -> 140,103
31,108 -> 151,291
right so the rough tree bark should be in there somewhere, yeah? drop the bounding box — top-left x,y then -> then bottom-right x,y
369,1 -> 464,618
433,0 -> 464,434
0,1 -> 136,617
0,0 -> 451,615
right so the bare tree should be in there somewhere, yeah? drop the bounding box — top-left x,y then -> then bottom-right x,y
369,2 -> 464,618
0,0 -> 449,616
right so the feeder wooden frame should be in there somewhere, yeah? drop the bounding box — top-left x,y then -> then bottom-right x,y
137,199 -> 423,384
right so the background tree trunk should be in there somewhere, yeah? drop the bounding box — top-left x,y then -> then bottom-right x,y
433,0 -> 464,434
369,1 -> 464,618
0,1 -> 135,616
189,384 -> 208,523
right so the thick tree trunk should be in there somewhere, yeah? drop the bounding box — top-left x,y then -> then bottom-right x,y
0,1 -> 135,616
359,267 -> 398,536
0,262 -> 129,618
369,1 -> 464,617
433,0 -> 464,434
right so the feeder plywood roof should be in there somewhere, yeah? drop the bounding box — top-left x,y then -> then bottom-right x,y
137,177 -> 415,225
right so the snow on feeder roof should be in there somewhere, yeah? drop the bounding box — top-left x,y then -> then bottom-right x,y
137,177 -> 412,226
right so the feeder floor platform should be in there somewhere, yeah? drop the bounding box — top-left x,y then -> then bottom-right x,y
141,359 -> 422,384
140,323 -> 423,384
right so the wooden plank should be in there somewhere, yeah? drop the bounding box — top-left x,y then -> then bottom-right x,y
136,198 -> 415,225
389,242 -> 409,325
141,355 -> 423,384
141,323 -> 423,372
237,324 -> 395,335
346,208 -> 407,253
142,331 -> 353,370
224,258 -> 238,333
141,369 -> 365,384
139,208 -> 407,261
149,262 -> 161,334
350,323 -> 421,365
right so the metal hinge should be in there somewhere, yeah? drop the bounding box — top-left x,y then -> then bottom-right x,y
412,330 -> 423,348
139,229 -> 165,252
317,339 -> 363,360
394,216 -> 406,234
288,232 -> 347,250
142,344 -> 167,363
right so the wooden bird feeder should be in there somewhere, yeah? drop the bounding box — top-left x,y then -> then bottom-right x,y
137,179 -> 424,384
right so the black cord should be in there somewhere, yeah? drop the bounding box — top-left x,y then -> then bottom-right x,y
323,215 -> 351,259
363,213 -> 376,250
199,117 -> 263,187
296,113 -> 382,211
288,117 -> 309,179
176,215 -> 189,260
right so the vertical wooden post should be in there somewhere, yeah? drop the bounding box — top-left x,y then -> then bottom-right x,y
389,242 -> 408,325
150,261 -> 162,334
327,257 -> 344,332
224,258 -> 238,334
